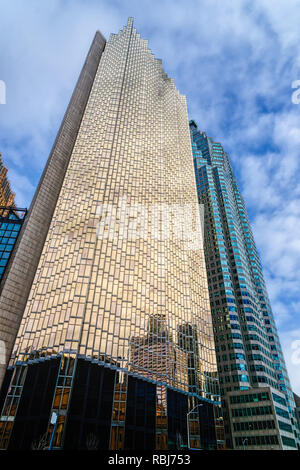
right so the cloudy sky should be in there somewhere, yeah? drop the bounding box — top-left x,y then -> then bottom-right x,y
0,0 -> 299,393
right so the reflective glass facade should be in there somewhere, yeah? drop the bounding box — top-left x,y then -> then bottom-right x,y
190,120 -> 299,450
0,208 -> 27,281
0,20 -> 221,450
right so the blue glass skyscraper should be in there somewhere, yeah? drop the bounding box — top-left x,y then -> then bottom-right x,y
190,120 -> 300,450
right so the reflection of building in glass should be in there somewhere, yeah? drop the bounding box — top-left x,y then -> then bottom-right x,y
0,207 -> 27,281
0,20 -> 222,450
190,120 -> 300,450
177,322 -> 202,393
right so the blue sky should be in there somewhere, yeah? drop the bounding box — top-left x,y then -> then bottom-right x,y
0,0 -> 299,393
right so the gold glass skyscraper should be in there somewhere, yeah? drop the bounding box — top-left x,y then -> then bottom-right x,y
0,19 -> 221,450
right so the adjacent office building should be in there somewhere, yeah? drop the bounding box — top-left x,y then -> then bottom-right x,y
190,120 -> 299,450
0,207 -> 27,282
0,20 -> 223,450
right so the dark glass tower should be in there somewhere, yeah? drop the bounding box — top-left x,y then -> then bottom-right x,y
0,207 -> 27,282
190,120 -> 299,450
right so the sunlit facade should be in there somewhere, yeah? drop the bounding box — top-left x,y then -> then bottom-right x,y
0,20 -> 222,450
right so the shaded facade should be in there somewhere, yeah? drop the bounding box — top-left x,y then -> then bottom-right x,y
190,120 -> 299,450
0,21 -> 222,450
